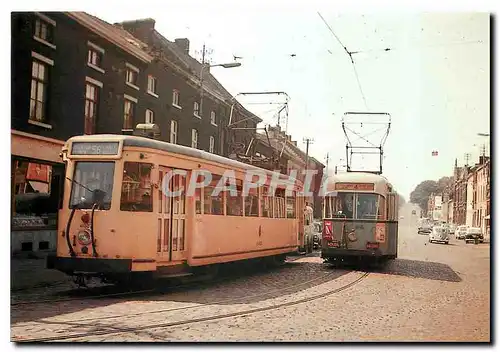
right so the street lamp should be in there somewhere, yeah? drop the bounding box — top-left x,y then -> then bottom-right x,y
199,62 -> 241,117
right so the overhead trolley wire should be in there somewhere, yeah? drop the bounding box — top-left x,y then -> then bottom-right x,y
317,12 -> 369,110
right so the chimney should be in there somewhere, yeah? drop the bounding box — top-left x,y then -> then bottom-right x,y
174,38 -> 190,55
118,19 -> 156,43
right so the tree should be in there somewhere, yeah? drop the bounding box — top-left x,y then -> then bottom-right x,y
409,176 -> 454,214
410,180 -> 439,213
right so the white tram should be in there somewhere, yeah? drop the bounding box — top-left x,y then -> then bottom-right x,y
321,172 -> 399,266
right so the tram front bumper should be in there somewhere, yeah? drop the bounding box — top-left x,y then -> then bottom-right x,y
47,255 -> 133,274
321,248 -> 383,258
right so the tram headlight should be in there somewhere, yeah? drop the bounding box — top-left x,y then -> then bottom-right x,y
77,230 -> 92,246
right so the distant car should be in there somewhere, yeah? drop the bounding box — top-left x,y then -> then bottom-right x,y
448,224 -> 456,234
418,222 -> 432,235
429,226 -> 449,244
464,227 -> 484,243
456,225 -> 468,239
412,210 -> 417,215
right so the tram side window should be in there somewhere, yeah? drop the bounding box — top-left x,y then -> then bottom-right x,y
274,188 -> 286,218
245,187 -> 259,217
203,175 -> 224,215
286,191 -> 296,219
121,162 -> 153,212
227,180 -> 243,216
194,173 -> 204,215
261,187 -> 273,218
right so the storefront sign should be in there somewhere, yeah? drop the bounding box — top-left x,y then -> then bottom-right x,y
71,142 -> 120,155
335,183 -> 375,191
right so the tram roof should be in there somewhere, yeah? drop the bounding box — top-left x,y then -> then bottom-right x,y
65,134 -> 302,186
331,172 -> 391,185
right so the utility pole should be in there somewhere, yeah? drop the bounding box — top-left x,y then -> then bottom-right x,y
464,153 -> 471,166
303,138 -> 314,173
303,137 -> 314,206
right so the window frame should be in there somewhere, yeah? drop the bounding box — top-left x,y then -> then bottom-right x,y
123,96 -> 137,131
209,136 -> 215,153
191,129 -> 198,149
84,79 -> 101,135
210,111 -> 217,126
170,120 -> 178,144
33,14 -> 56,49
172,89 -> 181,109
29,59 -> 49,124
120,162 -> 154,212
147,75 -> 158,97
194,101 -> 201,118
145,109 -> 154,124
125,63 -> 140,90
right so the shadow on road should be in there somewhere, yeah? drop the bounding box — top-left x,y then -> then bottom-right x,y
373,259 -> 462,282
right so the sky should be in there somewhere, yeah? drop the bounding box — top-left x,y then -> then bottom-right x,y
11,1 -> 491,199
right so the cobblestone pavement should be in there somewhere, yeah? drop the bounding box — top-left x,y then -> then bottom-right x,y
11,204 -> 490,342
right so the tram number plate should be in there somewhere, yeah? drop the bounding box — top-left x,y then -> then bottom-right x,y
375,224 -> 386,243
328,241 -> 340,248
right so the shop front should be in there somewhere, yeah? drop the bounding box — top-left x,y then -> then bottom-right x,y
11,130 -> 65,255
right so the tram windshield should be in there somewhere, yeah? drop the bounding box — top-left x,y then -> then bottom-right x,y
69,161 -> 115,210
324,192 -> 385,220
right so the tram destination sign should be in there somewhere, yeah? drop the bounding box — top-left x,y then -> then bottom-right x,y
335,182 -> 375,191
71,142 -> 120,155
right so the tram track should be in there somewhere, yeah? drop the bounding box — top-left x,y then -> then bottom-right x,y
12,271 -> 369,342
11,254 -> 314,307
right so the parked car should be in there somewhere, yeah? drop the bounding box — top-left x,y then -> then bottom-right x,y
429,226 -> 449,244
456,225 -> 468,239
464,227 -> 484,244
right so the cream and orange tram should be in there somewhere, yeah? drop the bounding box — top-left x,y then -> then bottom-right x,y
47,134 -> 308,285
321,172 -> 399,266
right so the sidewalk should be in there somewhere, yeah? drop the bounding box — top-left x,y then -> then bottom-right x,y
11,254 -> 70,291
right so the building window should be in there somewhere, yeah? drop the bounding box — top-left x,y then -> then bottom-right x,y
123,98 -> 136,130
145,109 -> 154,124
210,111 -> 217,125
172,90 -> 180,108
209,136 -> 215,153
30,60 -> 48,123
170,120 -> 178,144
125,63 -> 139,89
191,129 -> 198,149
194,102 -> 200,117
33,16 -> 54,46
147,75 -> 157,95
84,82 -> 99,134
87,44 -> 104,72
